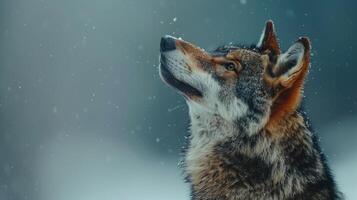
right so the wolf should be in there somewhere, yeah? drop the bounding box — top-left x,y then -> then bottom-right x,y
159,20 -> 342,200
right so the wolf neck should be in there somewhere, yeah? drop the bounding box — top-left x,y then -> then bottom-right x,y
189,111 -> 236,141
185,106 -> 330,199
185,104 -> 267,175
186,107 -> 306,163
185,110 -> 237,175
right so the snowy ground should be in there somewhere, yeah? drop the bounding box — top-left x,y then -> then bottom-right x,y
321,117 -> 357,199
334,159 -> 357,199
36,131 -> 189,200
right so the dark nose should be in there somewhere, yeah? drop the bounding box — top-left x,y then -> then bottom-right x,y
160,36 -> 176,52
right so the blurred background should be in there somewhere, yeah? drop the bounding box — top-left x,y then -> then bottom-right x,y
0,0 -> 356,199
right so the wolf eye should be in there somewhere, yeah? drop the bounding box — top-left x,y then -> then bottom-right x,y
223,62 -> 236,71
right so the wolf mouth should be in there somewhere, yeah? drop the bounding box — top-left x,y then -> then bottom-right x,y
160,55 -> 202,98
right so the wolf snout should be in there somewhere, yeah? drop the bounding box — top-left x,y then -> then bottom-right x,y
160,35 -> 177,52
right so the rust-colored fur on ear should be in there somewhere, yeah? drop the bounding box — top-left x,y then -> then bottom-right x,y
259,20 -> 281,56
265,37 -> 311,133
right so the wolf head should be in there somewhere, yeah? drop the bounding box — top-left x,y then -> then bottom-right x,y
160,20 -> 310,133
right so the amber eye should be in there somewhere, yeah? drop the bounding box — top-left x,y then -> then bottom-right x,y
223,62 -> 236,71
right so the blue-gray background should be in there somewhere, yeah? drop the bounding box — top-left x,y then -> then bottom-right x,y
0,0 -> 356,199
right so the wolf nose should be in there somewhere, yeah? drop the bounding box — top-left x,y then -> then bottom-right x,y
160,36 -> 176,52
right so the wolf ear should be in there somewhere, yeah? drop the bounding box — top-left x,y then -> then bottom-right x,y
272,37 -> 310,88
257,20 -> 281,57
265,37 -> 311,131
